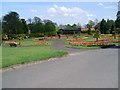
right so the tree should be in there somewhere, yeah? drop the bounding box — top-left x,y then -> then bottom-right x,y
106,19 -> 115,34
32,23 -> 44,33
115,17 -> 120,28
72,24 -> 77,28
88,20 -> 95,28
33,17 -> 42,24
20,19 -> 28,34
93,29 -> 100,42
44,21 -> 56,36
86,20 -> 95,34
110,25 -> 115,34
76,23 -> 81,28
100,19 -> 107,34
2,11 -> 22,34
27,18 -> 32,24
59,24 -> 65,29
65,24 -> 72,28
94,19 -> 99,26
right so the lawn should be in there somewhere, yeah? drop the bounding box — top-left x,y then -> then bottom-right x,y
67,45 -> 100,49
2,38 -> 67,68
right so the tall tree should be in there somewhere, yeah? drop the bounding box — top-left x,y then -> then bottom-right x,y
72,24 -> 77,28
88,20 -> 95,28
32,23 -> 44,33
33,17 -> 42,24
21,19 -> 28,34
115,13 -> 120,28
100,19 -> 107,34
2,11 -> 22,34
45,21 -> 56,32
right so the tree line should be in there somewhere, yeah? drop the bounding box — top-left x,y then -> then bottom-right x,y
2,11 -> 57,36
2,11 -> 120,36
95,12 -> 120,34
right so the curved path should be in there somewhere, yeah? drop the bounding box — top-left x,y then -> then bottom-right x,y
2,39 -> 118,88
51,39 -> 88,53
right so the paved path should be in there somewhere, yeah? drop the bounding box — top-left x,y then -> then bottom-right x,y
51,39 -> 89,53
2,48 -> 118,88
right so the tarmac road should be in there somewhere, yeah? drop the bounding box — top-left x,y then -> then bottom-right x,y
2,48 -> 118,88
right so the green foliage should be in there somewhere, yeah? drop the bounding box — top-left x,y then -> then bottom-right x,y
17,34 -> 26,40
28,33 -> 44,37
44,31 -> 56,36
115,16 -> 120,28
115,28 -> 120,34
31,23 -> 45,33
45,21 -> 56,33
7,34 -> 26,39
2,34 -> 8,40
2,11 -> 25,34
93,29 -> 100,41
20,19 -> 28,34
88,28 -> 92,35
100,19 -> 107,34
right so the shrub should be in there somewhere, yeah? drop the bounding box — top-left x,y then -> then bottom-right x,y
93,30 -> 100,41
44,31 -> 56,36
28,33 -> 44,37
2,34 -> 8,40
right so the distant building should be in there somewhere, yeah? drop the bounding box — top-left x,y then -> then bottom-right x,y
60,28 -> 95,34
81,28 -> 95,31
60,28 -> 81,34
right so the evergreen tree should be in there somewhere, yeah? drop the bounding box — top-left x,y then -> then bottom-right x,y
100,19 -> 107,34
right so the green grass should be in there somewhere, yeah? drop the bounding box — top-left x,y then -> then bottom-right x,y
2,46 -> 67,68
67,45 -> 100,49
20,38 -> 52,46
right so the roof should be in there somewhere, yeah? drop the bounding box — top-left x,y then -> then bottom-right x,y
60,28 -> 81,31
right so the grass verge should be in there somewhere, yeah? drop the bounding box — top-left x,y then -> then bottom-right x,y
2,46 -> 67,68
67,45 -> 100,49
66,44 -> 115,49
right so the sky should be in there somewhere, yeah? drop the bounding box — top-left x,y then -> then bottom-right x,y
1,1 -> 119,26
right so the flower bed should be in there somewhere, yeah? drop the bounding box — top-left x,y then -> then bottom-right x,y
69,41 -> 112,46
34,41 -> 49,45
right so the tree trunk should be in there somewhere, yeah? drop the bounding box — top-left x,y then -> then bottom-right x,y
96,38 -> 98,42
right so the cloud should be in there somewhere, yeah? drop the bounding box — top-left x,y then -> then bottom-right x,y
47,5 -> 94,17
46,5 -> 95,25
86,14 -> 94,17
98,2 -> 117,9
104,6 -> 117,9
98,3 -> 103,6
30,9 -> 38,13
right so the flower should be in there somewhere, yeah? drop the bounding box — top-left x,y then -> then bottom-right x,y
34,41 -> 48,45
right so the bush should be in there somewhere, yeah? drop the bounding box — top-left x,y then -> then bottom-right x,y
17,34 -> 26,40
8,34 -> 17,39
115,28 -> 120,34
27,33 -> 44,37
7,34 -> 26,40
44,31 -> 56,36
2,34 -> 8,40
